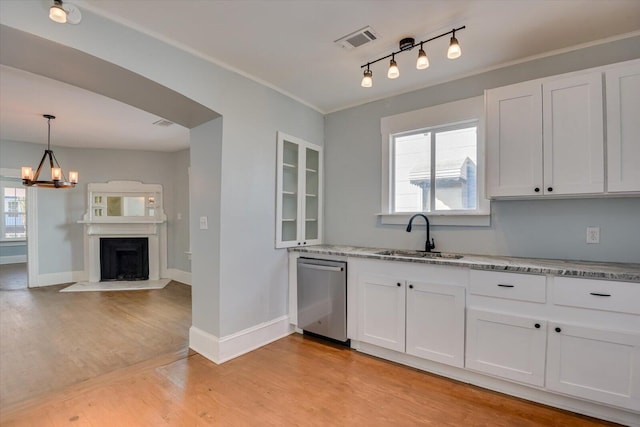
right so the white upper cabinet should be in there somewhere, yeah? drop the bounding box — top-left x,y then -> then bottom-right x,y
606,60 -> 640,193
275,132 -> 323,248
486,67 -> 613,198
542,72 -> 604,195
486,80 -> 543,197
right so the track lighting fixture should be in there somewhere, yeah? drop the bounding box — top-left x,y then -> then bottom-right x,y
361,68 -> 373,88
387,55 -> 399,79
359,26 -> 465,88
447,29 -> 462,59
416,43 -> 429,70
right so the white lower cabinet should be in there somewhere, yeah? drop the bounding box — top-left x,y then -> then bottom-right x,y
466,309 -> 547,386
406,281 -> 465,367
356,260 -> 466,368
349,259 -> 640,422
358,274 -> 405,352
547,323 -> 640,411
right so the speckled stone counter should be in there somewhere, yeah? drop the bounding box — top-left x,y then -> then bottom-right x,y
290,245 -> 640,283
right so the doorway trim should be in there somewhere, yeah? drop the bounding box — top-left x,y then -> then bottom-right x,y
0,168 -> 36,287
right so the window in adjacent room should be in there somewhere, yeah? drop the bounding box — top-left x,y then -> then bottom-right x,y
380,96 -> 489,226
1,183 -> 26,240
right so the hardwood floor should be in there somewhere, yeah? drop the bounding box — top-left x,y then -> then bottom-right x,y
1,334 -> 618,426
0,281 -> 191,409
0,263 -> 27,290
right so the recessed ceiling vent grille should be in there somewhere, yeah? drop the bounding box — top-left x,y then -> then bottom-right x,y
335,26 -> 378,50
152,119 -> 174,127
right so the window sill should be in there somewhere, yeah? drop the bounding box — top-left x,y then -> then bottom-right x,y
377,212 -> 491,227
0,240 -> 27,245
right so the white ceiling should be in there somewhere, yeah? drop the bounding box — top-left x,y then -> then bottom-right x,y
1,0 -> 639,151
0,65 -> 190,151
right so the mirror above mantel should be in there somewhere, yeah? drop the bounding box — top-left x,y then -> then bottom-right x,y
79,181 -> 166,224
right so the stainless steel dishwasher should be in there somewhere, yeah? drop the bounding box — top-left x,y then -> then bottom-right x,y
297,257 -> 347,343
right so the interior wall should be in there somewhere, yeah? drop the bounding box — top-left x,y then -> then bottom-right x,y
0,2 -> 325,338
324,36 -> 640,263
0,139 -> 192,275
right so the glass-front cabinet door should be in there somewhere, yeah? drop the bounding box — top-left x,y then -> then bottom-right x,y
276,132 -> 322,248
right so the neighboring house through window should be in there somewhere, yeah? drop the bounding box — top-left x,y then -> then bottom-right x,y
380,96 -> 489,226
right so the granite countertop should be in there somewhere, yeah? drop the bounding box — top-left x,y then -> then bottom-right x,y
290,245 -> 640,283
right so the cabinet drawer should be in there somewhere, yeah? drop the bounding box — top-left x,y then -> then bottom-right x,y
470,270 -> 546,303
554,277 -> 640,315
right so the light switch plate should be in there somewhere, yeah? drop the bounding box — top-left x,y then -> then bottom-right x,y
199,216 -> 208,230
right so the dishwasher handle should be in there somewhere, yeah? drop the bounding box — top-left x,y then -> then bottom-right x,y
298,262 -> 344,272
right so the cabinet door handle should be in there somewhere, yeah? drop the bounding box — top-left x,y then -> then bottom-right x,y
589,292 -> 611,297
534,323 -> 541,329
547,187 -> 553,192
497,284 -> 514,288
534,187 -> 540,193
409,284 -> 414,289
397,282 -> 402,287
555,327 -> 562,333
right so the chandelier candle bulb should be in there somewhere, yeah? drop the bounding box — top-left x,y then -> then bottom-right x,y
22,167 -> 33,181
69,171 -> 79,184
52,167 -> 62,181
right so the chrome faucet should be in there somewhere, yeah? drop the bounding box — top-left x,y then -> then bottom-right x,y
406,213 -> 435,252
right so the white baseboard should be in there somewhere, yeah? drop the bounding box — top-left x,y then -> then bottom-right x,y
165,268 -> 191,285
189,315 -> 294,365
0,255 -> 27,265
31,270 -> 86,288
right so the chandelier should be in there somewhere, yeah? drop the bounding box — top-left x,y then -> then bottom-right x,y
22,115 -> 78,189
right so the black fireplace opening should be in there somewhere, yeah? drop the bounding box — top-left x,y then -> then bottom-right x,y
100,237 -> 149,281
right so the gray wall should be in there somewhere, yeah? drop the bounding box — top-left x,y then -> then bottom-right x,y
325,36 -> 640,263
0,139 -> 192,274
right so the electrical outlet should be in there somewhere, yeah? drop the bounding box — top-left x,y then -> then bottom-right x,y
586,227 -> 600,244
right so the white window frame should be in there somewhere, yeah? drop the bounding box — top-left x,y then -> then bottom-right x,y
380,96 -> 490,226
0,178 -> 27,242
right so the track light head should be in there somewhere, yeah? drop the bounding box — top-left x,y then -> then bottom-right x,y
416,45 -> 429,70
361,69 -> 373,88
447,30 -> 462,59
49,0 -> 67,23
388,56 -> 399,79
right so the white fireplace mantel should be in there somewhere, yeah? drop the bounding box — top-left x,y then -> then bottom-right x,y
79,181 -> 167,283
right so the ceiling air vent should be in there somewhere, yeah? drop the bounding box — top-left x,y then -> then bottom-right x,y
152,119 -> 174,127
335,26 -> 378,50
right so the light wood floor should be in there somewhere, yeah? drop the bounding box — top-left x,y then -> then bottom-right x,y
0,281 -> 191,409
0,263 -> 28,291
1,334 -> 618,426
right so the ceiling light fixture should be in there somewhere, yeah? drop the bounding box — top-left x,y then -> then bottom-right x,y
447,29 -> 462,59
22,115 -> 78,189
387,54 -> 400,79
361,68 -> 373,88
359,26 -> 465,88
48,0 -> 82,25
49,0 -> 67,23
416,43 -> 430,70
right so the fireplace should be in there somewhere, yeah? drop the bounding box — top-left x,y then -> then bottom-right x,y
100,238 -> 149,281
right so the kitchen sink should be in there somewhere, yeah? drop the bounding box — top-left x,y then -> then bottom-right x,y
375,250 -> 464,259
